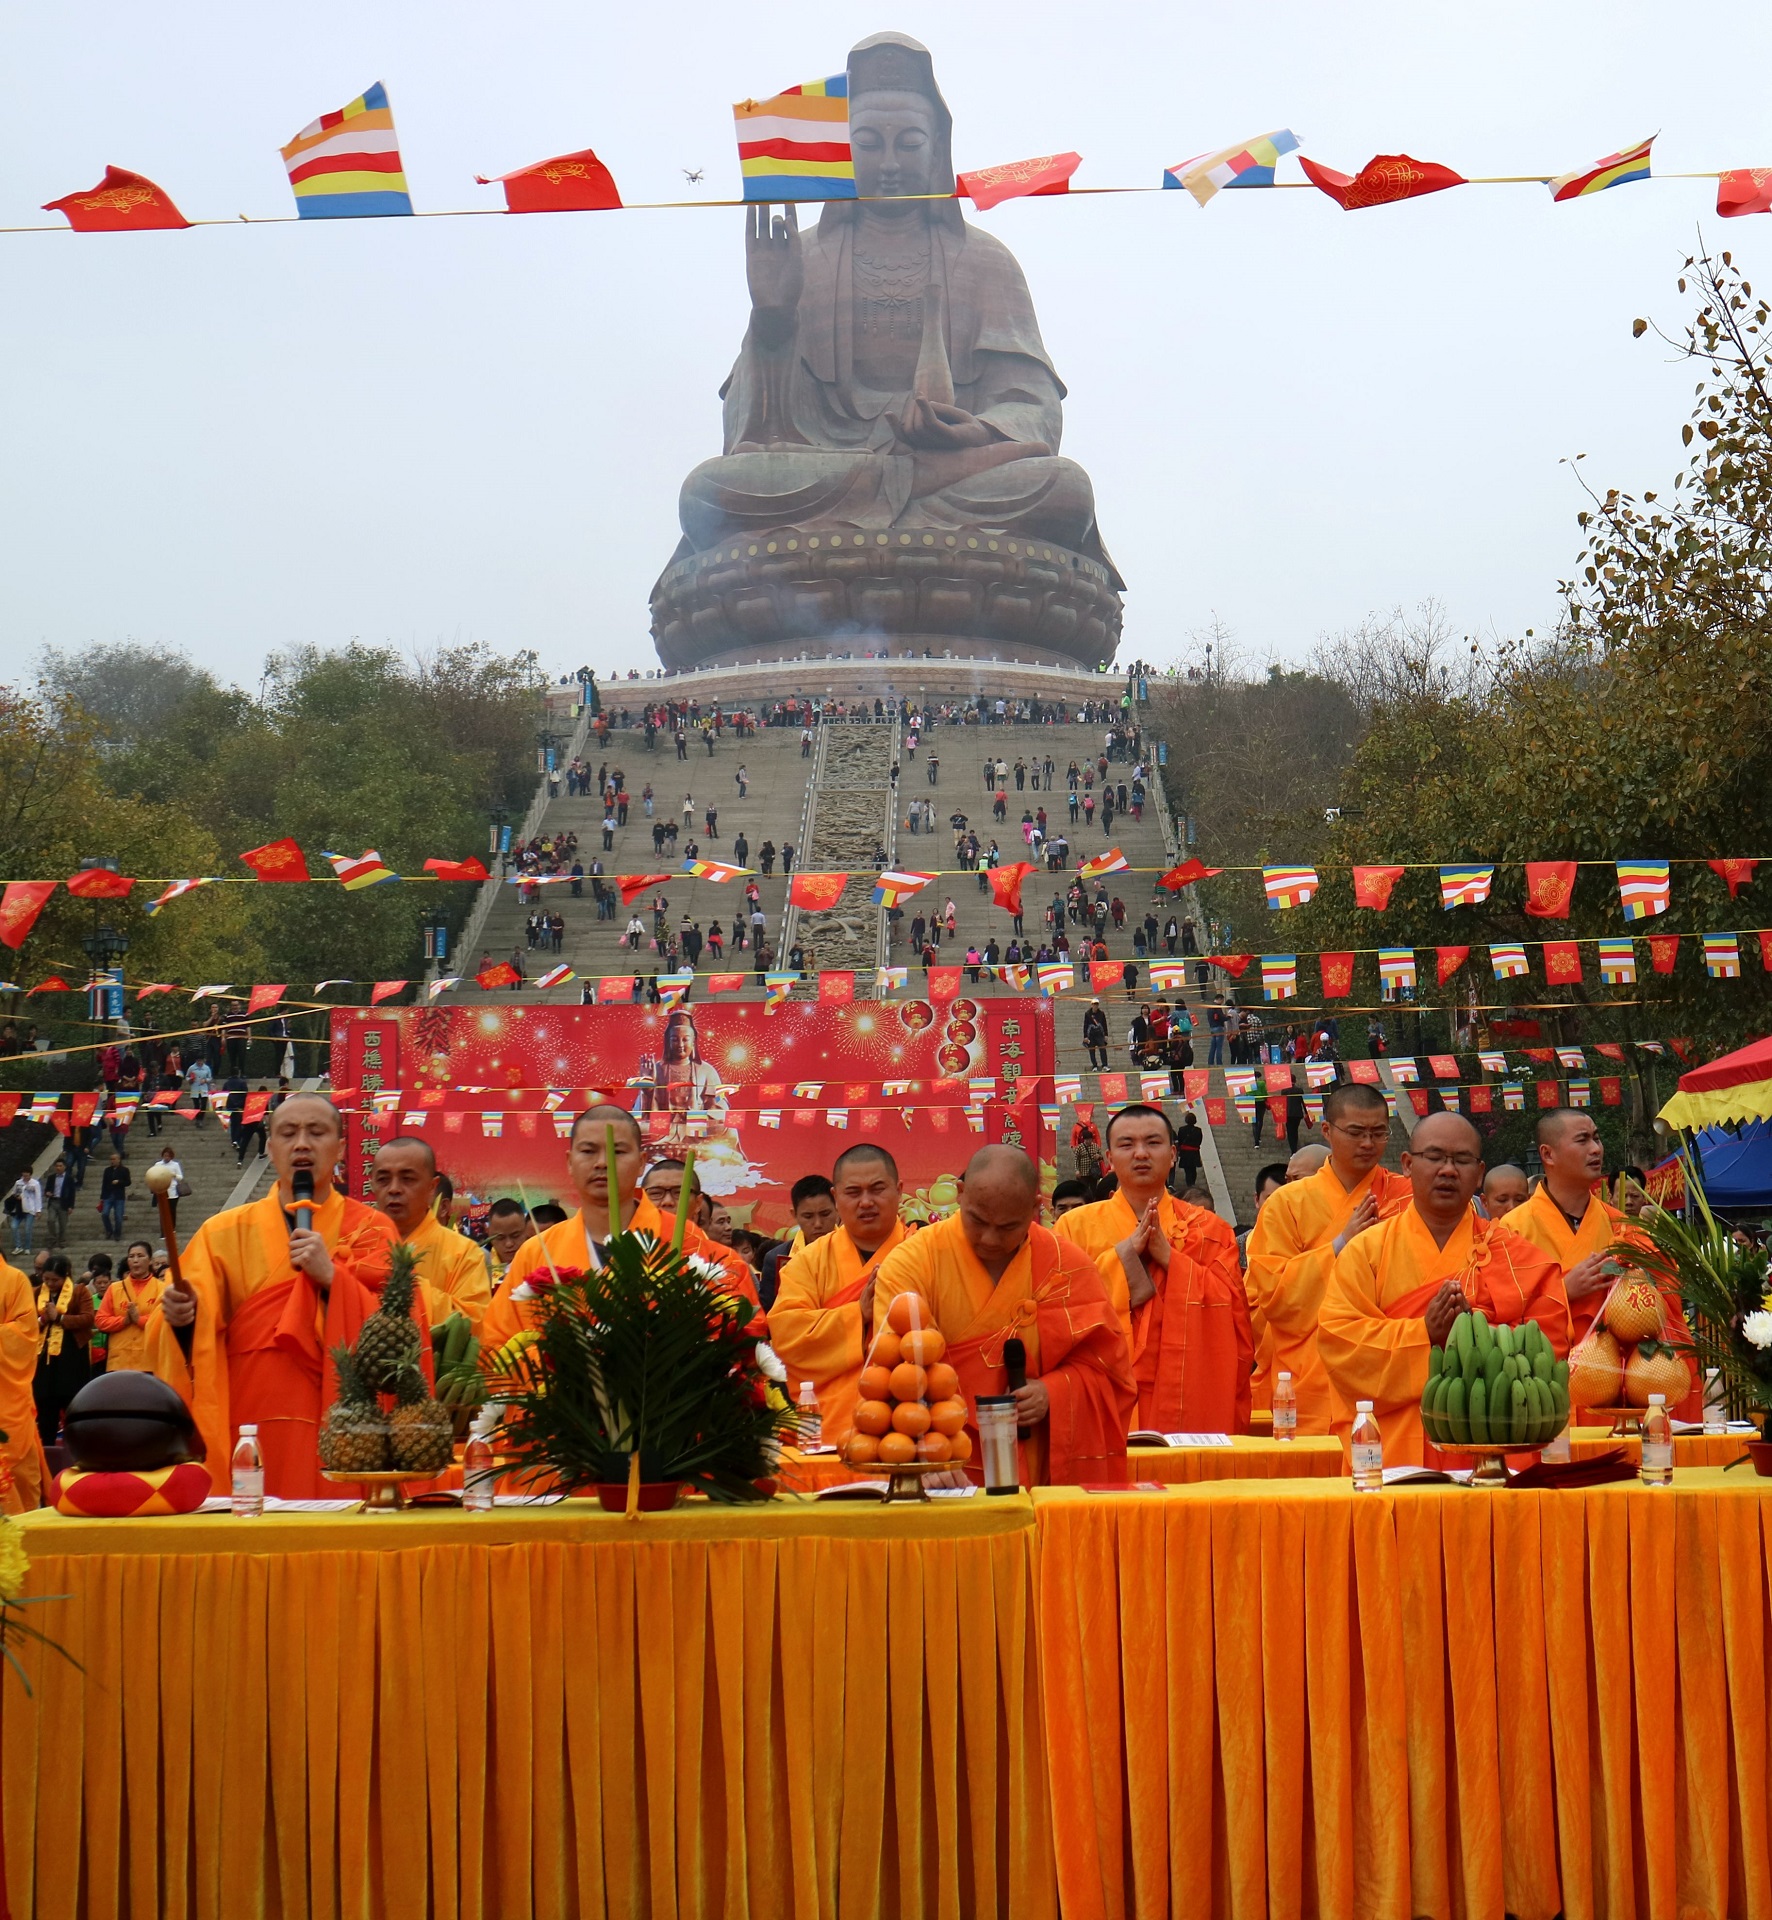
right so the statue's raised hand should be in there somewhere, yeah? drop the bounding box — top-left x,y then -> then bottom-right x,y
746,204 -> 802,346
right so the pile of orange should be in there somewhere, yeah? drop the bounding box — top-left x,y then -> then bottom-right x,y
845,1291 -> 971,1470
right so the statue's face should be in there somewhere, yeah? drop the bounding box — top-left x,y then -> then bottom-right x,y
850,91 -> 938,199
664,1021 -> 694,1063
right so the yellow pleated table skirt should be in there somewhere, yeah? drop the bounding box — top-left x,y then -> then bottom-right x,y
4,1496 -> 1053,1920
1568,1426 -> 1757,1468
1034,1468 -> 1772,1920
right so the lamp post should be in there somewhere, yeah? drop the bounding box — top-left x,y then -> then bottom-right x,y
78,857 -> 128,1026
422,909 -> 451,983
490,805 -> 511,872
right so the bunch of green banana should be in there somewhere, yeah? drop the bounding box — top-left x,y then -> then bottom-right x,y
1420,1310 -> 1570,1449
432,1311 -> 487,1409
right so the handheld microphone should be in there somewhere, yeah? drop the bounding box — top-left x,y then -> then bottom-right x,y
291,1168 -> 315,1235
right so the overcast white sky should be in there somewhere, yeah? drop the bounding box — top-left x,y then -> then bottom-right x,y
3,2 -> 1764,687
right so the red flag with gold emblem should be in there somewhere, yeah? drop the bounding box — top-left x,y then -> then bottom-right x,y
43,165 -> 190,232
424,856 -> 490,883
240,838 -> 310,882
1543,943 -> 1583,984
1649,935 -> 1680,974
1208,953 -> 1253,979
1353,866 -> 1405,910
246,984 -> 286,1015
1320,952 -> 1354,997
0,881 -> 56,949
986,862 -> 1036,916
370,981 -> 407,1005
928,967 -> 962,1001
1708,858 -> 1759,898
477,962 -> 521,989
66,868 -> 134,899
1468,1085 -> 1493,1114
1158,858 -> 1222,891
788,871 -> 850,912
1718,169 -> 1772,218
817,971 -> 854,1004
958,151 -> 1082,210
1523,861 -> 1577,918
1436,946 -> 1470,985
617,873 -> 673,906
1089,960 -> 1120,992
1300,152 -> 1466,210
476,147 -> 623,213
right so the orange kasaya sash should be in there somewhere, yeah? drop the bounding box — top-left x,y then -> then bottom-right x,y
825,1225 -> 906,1315
943,1231 -> 1050,1487
1379,1221 -> 1537,1327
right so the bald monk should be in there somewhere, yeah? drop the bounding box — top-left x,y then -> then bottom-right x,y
874,1146 -> 1134,1486
1244,1084 -> 1414,1434
1055,1104 -> 1252,1433
479,1106 -> 764,1357
1480,1164 -> 1529,1220
1246,1144 -> 1331,1410
1318,1112 -> 1572,1465
0,1257 -> 47,1512
1504,1107 -> 1699,1418
148,1094 -> 407,1497
370,1136 -> 492,1325
768,1144 -> 908,1439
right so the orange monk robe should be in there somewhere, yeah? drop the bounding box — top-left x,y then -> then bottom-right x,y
874,1214 -> 1135,1486
1504,1183 -> 1700,1419
1057,1192 -> 1252,1434
769,1219 -> 908,1439
1318,1207 -> 1572,1466
1245,1163 -> 1414,1435
479,1196 -> 766,1355
146,1188 -> 406,1498
93,1272 -> 167,1371
0,1261 -> 47,1513
398,1211 -> 492,1326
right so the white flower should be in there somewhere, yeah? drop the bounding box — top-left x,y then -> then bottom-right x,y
1742,1310 -> 1772,1351
684,1253 -> 727,1285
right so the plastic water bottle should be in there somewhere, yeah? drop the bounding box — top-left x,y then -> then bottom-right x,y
462,1407 -> 498,1512
1703,1368 -> 1727,1435
1540,1420 -> 1572,1466
1640,1394 -> 1674,1486
797,1380 -> 823,1449
230,1425 -> 264,1518
1271,1371 -> 1297,1444
1350,1401 -> 1383,1491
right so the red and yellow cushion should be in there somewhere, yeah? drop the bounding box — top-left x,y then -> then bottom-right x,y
52,1461 -> 211,1517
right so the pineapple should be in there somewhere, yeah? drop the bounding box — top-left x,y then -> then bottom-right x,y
356,1240 -> 424,1392
387,1362 -> 454,1475
1568,1327 -> 1624,1408
318,1344 -> 391,1473
1624,1339 -> 1692,1408
1603,1275 -> 1665,1344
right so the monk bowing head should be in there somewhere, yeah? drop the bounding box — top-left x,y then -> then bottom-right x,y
958,1146 -> 1040,1281
1401,1113 -> 1485,1227
268,1093 -> 345,1203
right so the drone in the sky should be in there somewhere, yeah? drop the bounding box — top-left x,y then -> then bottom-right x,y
682,168 -> 704,185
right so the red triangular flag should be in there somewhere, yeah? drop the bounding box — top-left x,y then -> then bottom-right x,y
246,984 -> 286,1015
987,862 -> 1036,916
1436,946 -> 1470,985
1158,859 -> 1222,891
618,872 -> 674,906
66,868 -> 134,899
477,962 -> 521,989
1523,861 -> 1577,918
240,838 -> 310,882
788,871 -> 850,912
1299,153 -> 1466,210
424,856 -> 490,883
370,980 -> 408,1005
27,975 -> 72,994
1708,858 -> 1759,898
1352,866 -> 1406,910
957,151 -> 1081,210
475,148 -> 622,213
43,165 -> 190,232
1718,169 -> 1772,219
0,881 -> 56,949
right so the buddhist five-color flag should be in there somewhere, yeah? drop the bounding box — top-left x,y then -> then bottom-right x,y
1054,1073 -> 1082,1104
1567,1079 -> 1592,1107
735,75 -> 854,200
873,870 -> 936,906
1262,865 -> 1318,909
1556,1047 -> 1587,1071
1439,864 -> 1494,907
1377,948 -> 1417,994
1164,129 -> 1298,205
876,966 -> 908,992
143,877 -> 216,917
763,970 -> 798,1011
325,849 -> 398,890
1550,135 -> 1653,202
534,964 -> 575,989
1224,1070 -> 1258,1097
1080,848 -> 1129,879
1478,1050 -> 1507,1074
1389,1057 -> 1419,1084
1491,943 -> 1530,979
1148,961 -> 1188,991
1260,955 -> 1297,1002
1597,937 -> 1637,984
1703,933 -> 1741,978
1617,860 -> 1671,920
1503,1083 -> 1525,1111
1036,962 -> 1075,995
282,83 -> 412,219
683,858 -> 749,882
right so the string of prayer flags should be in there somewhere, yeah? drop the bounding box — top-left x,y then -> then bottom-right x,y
1491,943 -> 1530,979
1617,860 -> 1671,919
1436,947 -> 1469,985
1320,952 -> 1354,997
1353,866 -> 1405,910
1164,129 -> 1299,205
282,83 -> 412,219
0,882 -> 56,949
735,74 -> 853,201
1080,848 -> 1130,880
476,148 -> 622,214
1704,933 -> 1742,978
1439,864 -> 1493,908
1377,948 -> 1417,995
325,849 -> 398,890
958,152 -> 1081,210
1260,955 -> 1297,1001
1262,866 -> 1318,909
43,166 -> 190,232
1301,152 -> 1466,210
788,871 -> 849,911
1158,858 -> 1222,890
1550,135 -> 1654,202
240,839 -> 309,882
1544,942 -> 1583,985
1708,858 -> 1759,898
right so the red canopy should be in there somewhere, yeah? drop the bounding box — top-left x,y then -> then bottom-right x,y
1674,1033 -> 1772,1094
1660,1033 -> 1772,1129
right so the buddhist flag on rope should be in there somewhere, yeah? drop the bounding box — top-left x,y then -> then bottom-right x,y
1503,1082 -> 1526,1111
618,872 -> 673,905
1036,963 -> 1075,996
709,971 -> 746,993
1703,933 -> 1742,979
1163,130 -> 1298,205
1568,1079 -> 1592,1107
1594,939 -> 1636,985
875,966 -> 908,992
1378,948 -> 1417,995
1556,1047 -> 1587,1071
1718,170 -> 1772,219
1491,943 -> 1530,979
735,76 -> 854,200
1300,153 -> 1466,210
1439,864 -> 1494,908
281,83 -> 412,219
957,153 -> 1081,210
1708,858 -> 1759,898
1080,848 -> 1129,879
763,970 -> 798,1011
1053,1073 -> 1082,1104
1524,861 -> 1577,918
1320,952 -> 1355,997
788,871 -> 849,911
43,166 -> 190,232
475,149 -> 622,213
987,863 -> 1035,915
423,856 -> 489,883
0,882 -> 56,949
1158,858 -> 1222,890
1544,942 -> 1583,985
1390,1058 -> 1420,1085
656,969 -> 694,1007
683,858 -> 749,882
1149,961 -> 1189,991
1262,865 -> 1318,909
144,877 -> 215,916
1617,860 -> 1671,920
325,849 -> 398,890
534,964 -> 575,989
1260,955 -> 1297,1002
1478,1051 -> 1507,1074
874,870 -> 937,906
67,868 -> 133,899
1549,136 -> 1653,202
240,838 -> 309,882
1353,866 -> 1405,910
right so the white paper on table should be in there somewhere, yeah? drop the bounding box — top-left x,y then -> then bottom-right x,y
263,1498 -> 357,1512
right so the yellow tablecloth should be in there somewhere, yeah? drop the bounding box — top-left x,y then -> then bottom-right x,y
1034,1469 -> 1772,1920
3,1495 -> 1052,1920
1568,1427 -> 1757,1469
